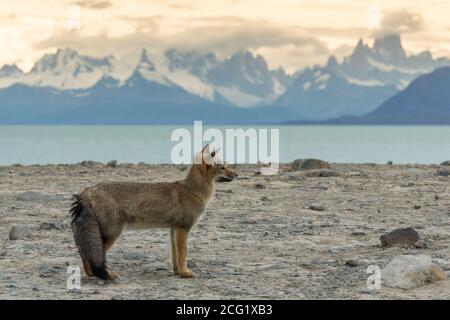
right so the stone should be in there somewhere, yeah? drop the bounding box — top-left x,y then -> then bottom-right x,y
436,167 -> 450,177
79,160 -> 101,167
345,259 -> 360,267
254,183 -> 266,189
9,224 -> 31,240
382,255 -> 447,289
351,229 -> 366,236
440,160 -> 450,166
414,239 -> 428,249
39,222 -> 63,230
309,205 -> 325,211
380,228 -> 420,248
303,169 -> 340,177
291,159 -> 330,171
107,160 -> 118,167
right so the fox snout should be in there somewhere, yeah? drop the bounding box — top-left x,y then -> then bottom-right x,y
218,167 -> 238,181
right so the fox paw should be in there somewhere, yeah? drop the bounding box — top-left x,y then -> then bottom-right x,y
178,269 -> 195,278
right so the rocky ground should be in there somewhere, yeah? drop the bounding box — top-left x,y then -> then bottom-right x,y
0,161 -> 450,300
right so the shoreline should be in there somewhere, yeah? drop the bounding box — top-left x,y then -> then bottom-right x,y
0,161 -> 445,168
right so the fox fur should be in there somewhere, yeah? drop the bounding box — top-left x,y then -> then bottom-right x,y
70,146 -> 237,280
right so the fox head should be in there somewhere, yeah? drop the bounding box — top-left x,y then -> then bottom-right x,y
193,144 -> 238,182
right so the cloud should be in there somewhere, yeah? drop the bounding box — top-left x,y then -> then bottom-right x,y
33,16 -> 331,71
74,0 -> 112,9
378,9 -> 425,35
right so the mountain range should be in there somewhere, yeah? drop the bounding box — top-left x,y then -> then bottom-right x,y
315,66 -> 450,125
0,34 -> 449,124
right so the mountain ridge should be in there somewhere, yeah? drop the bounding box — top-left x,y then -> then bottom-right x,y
1,34 -> 449,124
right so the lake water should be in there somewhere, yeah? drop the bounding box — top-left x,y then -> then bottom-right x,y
0,125 -> 449,165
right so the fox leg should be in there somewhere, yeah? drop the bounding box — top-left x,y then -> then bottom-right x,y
174,228 -> 195,278
170,228 -> 179,274
82,260 -> 94,277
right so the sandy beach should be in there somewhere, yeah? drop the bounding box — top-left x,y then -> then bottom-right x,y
0,162 -> 449,299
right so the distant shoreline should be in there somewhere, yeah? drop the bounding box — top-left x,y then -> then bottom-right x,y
0,162 -> 445,168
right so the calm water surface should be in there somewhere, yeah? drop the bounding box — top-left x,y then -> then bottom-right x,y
0,125 -> 449,165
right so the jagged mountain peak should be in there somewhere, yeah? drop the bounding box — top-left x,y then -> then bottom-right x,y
373,33 -> 406,64
0,64 -> 23,77
137,49 -> 155,71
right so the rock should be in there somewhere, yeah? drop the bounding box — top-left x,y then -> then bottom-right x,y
309,205 -> 325,211
414,239 -> 428,249
291,159 -> 330,171
9,224 -> 31,240
16,191 -> 65,202
254,183 -> 266,189
260,196 -> 270,202
382,255 -> 447,289
436,167 -> 450,177
79,160 -> 101,167
351,229 -> 366,236
303,169 -> 340,177
414,205 -> 421,210
39,222 -> 63,231
107,160 -> 118,167
440,160 -> 450,166
345,259 -> 360,267
380,228 -> 420,248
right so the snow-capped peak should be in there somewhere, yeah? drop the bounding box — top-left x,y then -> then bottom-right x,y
0,64 -> 24,77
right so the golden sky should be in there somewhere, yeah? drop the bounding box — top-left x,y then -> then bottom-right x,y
1,0 -> 450,72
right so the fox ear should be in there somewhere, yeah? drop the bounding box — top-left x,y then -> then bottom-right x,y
201,144 -> 210,164
211,147 -> 220,158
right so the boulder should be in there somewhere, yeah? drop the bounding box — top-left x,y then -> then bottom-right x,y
436,167 -> 450,177
382,255 -> 447,289
380,228 -> 420,248
440,160 -> 450,166
9,224 -> 31,240
107,160 -> 118,167
291,159 -> 330,171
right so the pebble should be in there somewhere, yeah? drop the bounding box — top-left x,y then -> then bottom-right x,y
39,222 -> 63,230
309,205 -> 325,211
345,259 -> 360,267
9,224 -> 31,240
351,229 -> 366,236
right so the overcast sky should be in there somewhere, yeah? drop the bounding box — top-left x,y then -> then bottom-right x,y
1,0 -> 450,73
